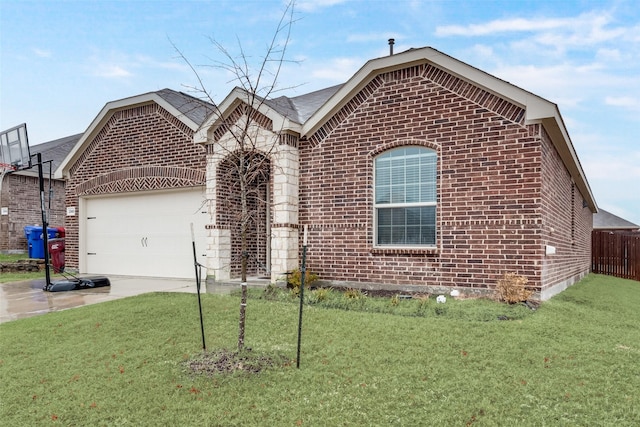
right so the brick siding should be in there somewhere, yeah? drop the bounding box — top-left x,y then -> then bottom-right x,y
539,125 -> 592,295
0,174 -> 65,253
298,63 -> 590,296
215,152 -> 270,278
63,102 -> 206,269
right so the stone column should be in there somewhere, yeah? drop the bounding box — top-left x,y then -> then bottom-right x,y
205,152 -> 231,281
270,142 -> 299,282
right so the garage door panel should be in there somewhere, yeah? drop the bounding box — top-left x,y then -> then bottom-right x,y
83,189 -> 208,278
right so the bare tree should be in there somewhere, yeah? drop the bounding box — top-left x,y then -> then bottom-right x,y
173,1 -> 298,351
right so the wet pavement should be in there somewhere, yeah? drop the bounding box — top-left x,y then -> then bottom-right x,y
0,276 -> 249,324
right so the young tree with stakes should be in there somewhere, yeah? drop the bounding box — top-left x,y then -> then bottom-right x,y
174,1 -> 298,352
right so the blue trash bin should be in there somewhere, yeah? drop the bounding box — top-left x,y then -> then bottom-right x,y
24,225 -> 37,239
25,226 -> 44,259
24,226 -> 59,259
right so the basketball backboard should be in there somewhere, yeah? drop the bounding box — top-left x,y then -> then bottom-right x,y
0,123 -> 31,172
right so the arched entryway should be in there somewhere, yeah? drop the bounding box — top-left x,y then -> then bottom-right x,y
216,150 -> 271,278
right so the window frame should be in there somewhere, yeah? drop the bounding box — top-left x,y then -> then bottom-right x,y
373,146 -> 437,249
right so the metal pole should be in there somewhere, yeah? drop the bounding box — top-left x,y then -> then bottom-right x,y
296,225 -> 308,368
191,223 -> 206,351
37,153 -> 51,287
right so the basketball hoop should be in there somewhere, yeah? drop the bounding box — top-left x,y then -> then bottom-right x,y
1,123 -> 31,171
0,162 -> 16,173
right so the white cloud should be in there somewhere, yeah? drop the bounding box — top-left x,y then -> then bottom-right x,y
596,48 -> 623,62
489,63 -> 588,106
605,96 -> 640,110
436,16 -> 570,36
297,0 -> 348,13
309,57 -> 362,82
470,44 -> 494,59
92,64 -> 133,79
32,48 -> 51,58
435,11 -> 637,51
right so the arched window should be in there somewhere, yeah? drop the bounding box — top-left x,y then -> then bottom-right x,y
374,146 -> 437,246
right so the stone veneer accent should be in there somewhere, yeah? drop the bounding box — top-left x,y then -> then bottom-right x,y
204,114 -> 300,282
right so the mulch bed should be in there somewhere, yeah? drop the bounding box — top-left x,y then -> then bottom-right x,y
187,349 -> 290,376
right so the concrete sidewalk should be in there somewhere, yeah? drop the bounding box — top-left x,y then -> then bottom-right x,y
0,275 -> 241,324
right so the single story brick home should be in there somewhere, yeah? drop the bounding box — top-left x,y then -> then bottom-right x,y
0,134 -> 78,253
196,46 -> 597,300
56,47 -> 596,300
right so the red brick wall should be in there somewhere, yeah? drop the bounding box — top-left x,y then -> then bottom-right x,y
539,126 -> 592,293
299,63 -> 566,295
215,153 -> 270,278
0,174 -> 65,253
63,103 -> 206,269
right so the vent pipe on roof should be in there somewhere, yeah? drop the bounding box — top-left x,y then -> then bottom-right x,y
388,38 -> 395,55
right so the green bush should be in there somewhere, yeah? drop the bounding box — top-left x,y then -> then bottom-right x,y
309,287 -> 332,303
343,288 -> 367,300
286,269 -> 319,290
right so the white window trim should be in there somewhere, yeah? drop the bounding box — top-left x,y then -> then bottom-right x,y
373,147 -> 438,249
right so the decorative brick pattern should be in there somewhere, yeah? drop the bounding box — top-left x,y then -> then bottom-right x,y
307,76 -> 385,147
279,133 -> 299,148
63,102 -> 206,269
210,104 -> 273,144
76,166 -> 205,195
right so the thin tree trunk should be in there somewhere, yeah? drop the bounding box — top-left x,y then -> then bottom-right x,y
238,152 -> 248,352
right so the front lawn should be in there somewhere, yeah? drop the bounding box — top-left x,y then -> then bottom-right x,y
1,274 -> 638,425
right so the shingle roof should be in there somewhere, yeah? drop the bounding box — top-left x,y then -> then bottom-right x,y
264,84 -> 343,123
593,209 -> 639,230
16,133 -> 82,178
155,89 -> 216,126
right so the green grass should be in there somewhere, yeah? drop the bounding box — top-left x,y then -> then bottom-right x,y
0,253 -> 66,283
1,274 -> 638,425
0,253 -> 29,262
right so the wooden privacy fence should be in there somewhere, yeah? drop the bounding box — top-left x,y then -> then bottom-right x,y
592,231 -> 640,281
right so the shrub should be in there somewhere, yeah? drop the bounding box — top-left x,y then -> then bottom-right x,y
286,269 -> 319,290
389,294 -> 400,306
311,287 -> 332,302
495,273 -> 533,304
344,288 -> 367,300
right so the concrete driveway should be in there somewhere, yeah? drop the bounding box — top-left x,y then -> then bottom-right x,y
0,276 -> 207,324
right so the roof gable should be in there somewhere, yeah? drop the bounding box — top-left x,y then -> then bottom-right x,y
193,46 -> 596,212
56,89 -> 214,179
300,46 -> 595,212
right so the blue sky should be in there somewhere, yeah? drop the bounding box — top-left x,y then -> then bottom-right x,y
1,0 -> 639,224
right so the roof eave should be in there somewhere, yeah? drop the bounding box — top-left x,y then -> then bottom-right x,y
300,46 -> 597,212
194,87 -> 301,146
56,92 -> 201,179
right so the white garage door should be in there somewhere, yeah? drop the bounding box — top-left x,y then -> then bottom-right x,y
82,188 -> 208,279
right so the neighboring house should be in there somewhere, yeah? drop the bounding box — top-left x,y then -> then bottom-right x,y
55,89 -> 214,278
593,209 -> 639,232
0,134 -> 79,253
196,46 -> 597,300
